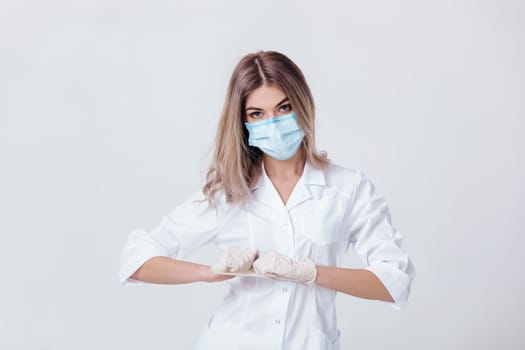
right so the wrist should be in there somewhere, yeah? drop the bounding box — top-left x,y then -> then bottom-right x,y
301,258 -> 318,285
197,264 -> 213,282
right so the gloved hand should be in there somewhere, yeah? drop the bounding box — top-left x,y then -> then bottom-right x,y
252,251 -> 317,285
211,246 -> 259,274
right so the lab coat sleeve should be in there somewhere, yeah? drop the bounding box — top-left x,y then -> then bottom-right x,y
118,189 -> 220,286
345,171 -> 416,310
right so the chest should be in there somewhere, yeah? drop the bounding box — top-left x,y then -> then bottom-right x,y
272,179 -> 299,205
216,192 -> 348,265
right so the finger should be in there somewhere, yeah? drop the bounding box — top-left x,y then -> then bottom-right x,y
253,254 -> 274,274
229,248 -> 254,272
230,247 -> 248,270
246,248 -> 258,265
247,247 -> 259,258
252,259 -> 265,274
227,254 -> 245,272
211,255 -> 229,273
232,247 -> 257,271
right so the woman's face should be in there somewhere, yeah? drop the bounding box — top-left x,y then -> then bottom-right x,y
244,84 -> 293,123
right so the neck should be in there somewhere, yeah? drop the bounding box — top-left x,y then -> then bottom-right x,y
263,150 -> 306,180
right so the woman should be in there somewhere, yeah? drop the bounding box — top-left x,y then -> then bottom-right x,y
119,50 -> 416,349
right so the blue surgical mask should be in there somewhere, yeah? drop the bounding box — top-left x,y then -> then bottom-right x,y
244,112 -> 305,161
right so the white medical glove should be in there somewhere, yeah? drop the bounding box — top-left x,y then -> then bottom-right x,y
211,246 -> 259,274
252,251 -> 317,285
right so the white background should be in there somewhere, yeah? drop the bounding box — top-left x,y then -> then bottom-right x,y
1,1 -> 523,349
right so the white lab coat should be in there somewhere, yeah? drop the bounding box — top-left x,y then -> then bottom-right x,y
119,160 -> 416,350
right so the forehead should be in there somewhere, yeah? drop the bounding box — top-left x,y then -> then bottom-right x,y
245,84 -> 287,107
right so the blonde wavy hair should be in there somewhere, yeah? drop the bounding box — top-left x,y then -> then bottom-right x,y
202,50 -> 330,208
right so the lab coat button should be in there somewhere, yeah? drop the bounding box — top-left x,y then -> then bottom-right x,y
274,320 -> 281,325
282,288 -> 287,292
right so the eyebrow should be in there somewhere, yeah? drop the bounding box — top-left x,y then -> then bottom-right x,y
245,97 -> 289,111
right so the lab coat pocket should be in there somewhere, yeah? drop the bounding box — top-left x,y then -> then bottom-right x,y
308,324 -> 341,350
299,200 -> 344,245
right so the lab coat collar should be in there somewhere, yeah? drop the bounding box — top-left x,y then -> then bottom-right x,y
250,159 -> 326,210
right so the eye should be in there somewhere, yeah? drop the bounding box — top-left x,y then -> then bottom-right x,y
279,104 -> 292,112
249,111 -> 263,118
